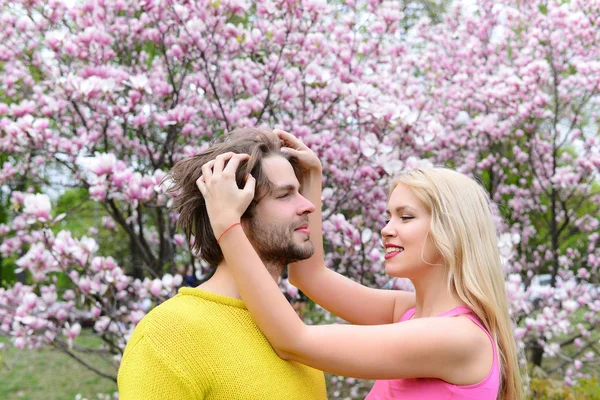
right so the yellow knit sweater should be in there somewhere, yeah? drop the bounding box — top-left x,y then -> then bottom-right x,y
118,287 -> 327,399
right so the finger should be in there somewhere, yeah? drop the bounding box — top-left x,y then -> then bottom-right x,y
223,153 -> 250,176
273,128 -> 291,135
196,177 -> 207,195
275,129 -> 295,143
276,130 -> 306,149
280,146 -> 301,157
243,173 -> 256,196
201,160 -> 215,184
213,152 -> 236,175
273,129 -> 290,139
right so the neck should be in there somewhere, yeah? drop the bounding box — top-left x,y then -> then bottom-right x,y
410,266 -> 466,318
197,260 -> 283,300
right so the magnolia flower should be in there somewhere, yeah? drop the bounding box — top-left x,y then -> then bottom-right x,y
23,292 -> 38,310
127,74 -> 149,90
14,337 -> 26,349
455,110 -> 471,125
64,322 -> 82,348
173,234 -> 186,247
87,153 -> 117,176
150,279 -> 162,297
130,310 -> 146,325
280,278 -> 299,300
77,76 -> 116,96
562,300 -> 579,313
23,193 -> 51,222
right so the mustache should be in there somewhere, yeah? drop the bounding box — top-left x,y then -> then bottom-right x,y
292,218 -> 310,230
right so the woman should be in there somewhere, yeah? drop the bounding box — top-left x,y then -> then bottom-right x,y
196,130 -> 522,399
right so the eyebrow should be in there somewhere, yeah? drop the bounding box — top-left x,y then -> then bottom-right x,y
272,184 -> 298,193
385,205 -> 417,215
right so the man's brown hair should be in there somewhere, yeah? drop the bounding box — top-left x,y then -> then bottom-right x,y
166,127 -> 302,266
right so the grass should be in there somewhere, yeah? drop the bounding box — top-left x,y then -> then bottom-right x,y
0,332 -> 117,400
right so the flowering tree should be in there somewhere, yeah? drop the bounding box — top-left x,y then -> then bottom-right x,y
0,0 -> 598,395
318,0 -> 600,392
0,0 -> 429,386
400,0 -> 600,385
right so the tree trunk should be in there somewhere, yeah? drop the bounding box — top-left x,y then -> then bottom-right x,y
129,230 -> 144,280
530,341 -> 544,367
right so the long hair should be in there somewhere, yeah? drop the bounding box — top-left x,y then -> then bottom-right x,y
391,167 -> 522,400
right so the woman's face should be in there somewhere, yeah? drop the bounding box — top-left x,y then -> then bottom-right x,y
381,183 -> 443,279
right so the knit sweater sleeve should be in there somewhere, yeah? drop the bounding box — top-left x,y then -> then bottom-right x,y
118,331 -> 196,400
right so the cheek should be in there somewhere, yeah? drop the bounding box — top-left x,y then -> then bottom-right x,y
410,225 -> 438,257
422,235 -> 444,264
403,223 -> 430,244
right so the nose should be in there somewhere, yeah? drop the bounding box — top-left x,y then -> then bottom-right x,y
381,220 -> 396,239
297,194 -> 316,215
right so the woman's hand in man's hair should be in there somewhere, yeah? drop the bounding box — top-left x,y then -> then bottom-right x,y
275,129 -> 322,173
196,152 -> 255,239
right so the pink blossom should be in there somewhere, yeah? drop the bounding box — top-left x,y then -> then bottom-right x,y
22,193 -> 51,222
149,279 -> 162,297
78,277 -> 91,293
173,234 -> 185,247
64,322 -> 81,348
91,306 -> 102,318
130,310 -> 146,325
56,308 -> 67,321
88,153 -> 117,176
14,337 -> 26,349
23,292 -> 38,310
94,316 -> 111,333
280,279 -> 298,300
89,184 -> 108,201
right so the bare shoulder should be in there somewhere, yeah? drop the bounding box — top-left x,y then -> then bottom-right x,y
436,315 -> 495,385
391,291 -> 416,322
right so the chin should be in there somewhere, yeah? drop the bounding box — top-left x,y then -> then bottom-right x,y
295,237 -> 313,247
294,243 -> 315,260
384,263 -> 408,279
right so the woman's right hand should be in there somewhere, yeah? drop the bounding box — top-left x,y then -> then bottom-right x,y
196,152 -> 255,240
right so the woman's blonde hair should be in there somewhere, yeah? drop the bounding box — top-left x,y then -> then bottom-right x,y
391,167 -> 522,400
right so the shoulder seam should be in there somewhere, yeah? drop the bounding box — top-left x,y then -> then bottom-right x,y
130,333 -> 199,397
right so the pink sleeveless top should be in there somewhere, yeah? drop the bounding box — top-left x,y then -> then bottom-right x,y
365,306 -> 500,400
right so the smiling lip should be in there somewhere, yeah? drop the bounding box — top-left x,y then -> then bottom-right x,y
385,252 -> 401,260
384,244 -> 404,260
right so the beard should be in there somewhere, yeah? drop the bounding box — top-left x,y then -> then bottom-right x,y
247,217 -> 315,271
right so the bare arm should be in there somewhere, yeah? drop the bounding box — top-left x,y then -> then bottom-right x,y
278,130 -> 415,325
218,226 -> 480,383
197,153 -> 486,383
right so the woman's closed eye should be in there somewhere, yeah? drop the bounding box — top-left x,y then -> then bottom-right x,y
384,216 -> 413,224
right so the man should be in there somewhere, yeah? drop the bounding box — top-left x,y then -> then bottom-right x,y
117,128 -> 327,399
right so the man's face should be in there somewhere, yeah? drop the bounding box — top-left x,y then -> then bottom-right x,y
245,155 -> 316,267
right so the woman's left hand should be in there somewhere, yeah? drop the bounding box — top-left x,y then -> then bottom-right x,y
196,152 -> 255,239
274,129 -> 322,173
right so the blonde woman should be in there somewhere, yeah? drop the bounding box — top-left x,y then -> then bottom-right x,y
196,130 -> 522,400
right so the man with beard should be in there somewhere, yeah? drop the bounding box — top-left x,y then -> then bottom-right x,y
117,128 -> 327,399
